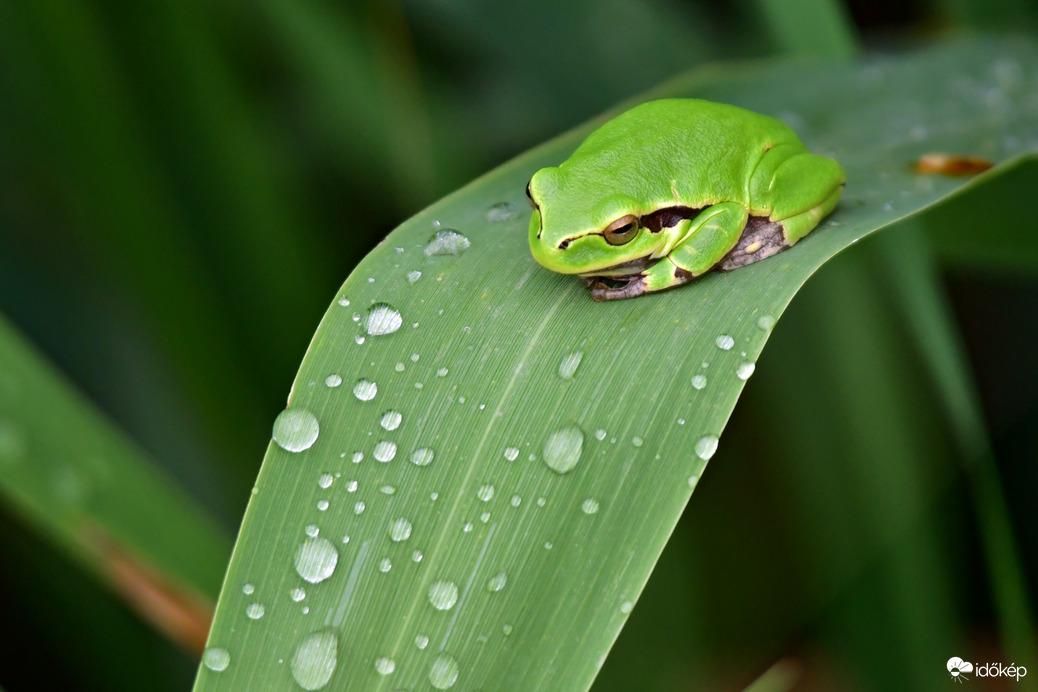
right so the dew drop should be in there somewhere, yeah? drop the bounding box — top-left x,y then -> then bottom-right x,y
487,571 -> 507,592
736,362 -> 756,380
380,411 -> 402,431
379,558 -> 392,573
394,362 -> 405,372
543,425 -> 584,474
510,495 -> 521,507
757,315 -> 776,332
715,335 -> 735,350
294,538 -> 339,584
316,500 -> 329,511
688,475 -> 700,491
631,436 -> 643,448
581,498 -> 600,514
479,511 -> 490,523
373,440 -> 397,462
273,409 -> 320,453
246,602 -> 265,619
428,580 -> 459,611
291,587 -> 306,602
695,435 -> 719,461
374,657 -> 396,675
462,522 -> 474,532
503,623 -> 513,636
503,446 -> 519,461
318,473 -> 334,489
558,351 -> 583,380
410,447 -> 434,467
477,484 -> 494,502
691,374 -> 707,390
380,485 -> 396,495
429,654 -> 460,689
351,452 -> 363,463
305,524 -> 319,538
424,229 -> 470,256
242,582 -> 255,595
346,480 -> 358,492
415,634 -> 430,649
324,374 -> 342,388
354,501 -> 366,515
620,601 -> 634,614
291,631 -> 338,690
594,429 -> 606,441
364,303 -> 403,336
412,550 -> 424,562
407,270 -> 422,284
353,379 -> 377,401
486,201 -> 519,222
389,517 -> 413,542
337,296 -> 350,307
203,647 -> 230,672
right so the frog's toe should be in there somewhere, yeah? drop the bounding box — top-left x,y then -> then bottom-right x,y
717,216 -> 787,271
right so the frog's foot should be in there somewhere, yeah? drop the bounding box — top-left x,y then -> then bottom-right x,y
583,257 -> 694,301
717,215 -> 787,271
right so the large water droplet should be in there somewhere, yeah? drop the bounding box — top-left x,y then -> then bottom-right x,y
294,537 -> 339,584
486,201 -> 519,222
695,435 -> 719,461
353,379 -> 377,401
202,647 -> 230,672
736,362 -> 756,380
558,351 -> 583,380
291,631 -> 338,690
543,425 -> 584,474
424,229 -> 470,256
374,657 -> 396,675
429,655 -> 460,689
380,410 -> 402,431
373,440 -> 397,462
273,409 -> 320,453
428,580 -> 459,610
715,334 -> 735,350
389,517 -> 412,542
487,571 -> 507,592
410,447 -> 434,467
364,303 -> 402,336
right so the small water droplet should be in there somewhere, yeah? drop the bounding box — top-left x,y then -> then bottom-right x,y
581,498 -> 600,514
510,495 -> 521,507
715,335 -> 735,350
354,501 -> 366,515
318,473 -> 334,489
437,367 -> 449,377
691,374 -> 707,390
736,362 -> 755,380
294,538 -> 339,584
477,484 -> 494,502
462,522 -> 473,532
389,517 -> 413,542
337,296 -> 350,307
346,480 -> 358,492
380,485 -> 395,495
353,379 -> 378,401
394,362 -> 405,372
373,440 -> 397,462
410,448 -> 434,467
412,550 -> 424,562
364,303 -> 403,336
503,446 -> 519,461
487,571 -> 507,592
428,580 -> 459,610
695,435 -> 719,461
536,497 -> 546,507
407,270 -> 422,284
620,601 -> 634,614
544,542 -> 553,550
415,634 -> 429,650
324,374 -> 342,388
543,425 -> 584,474
429,654 -> 460,689
374,657 -> 396,675
273,409 -> 320,453
246,602 -> 265,619
757,315 -> 776,332
203,647 -> 230,672
305,524 -> 319,537
688,475 -> 700,490
291,587 -> 306,602
424,229 -> 470,256
316,500 -> 329,511
351,452 -> 363,463
242,583 -> 255,595
379,558 -> 392,573
503,624 -> 513,636
291,631 -> 338,690
479,511 -> 490,523
354,335 -> 365,345
380,411 -> 402,431
486,201 -> 519,222
558,351 -> 583,380
631,436 -> 643,448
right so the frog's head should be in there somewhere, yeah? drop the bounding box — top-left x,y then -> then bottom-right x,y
527,164 -> 664,276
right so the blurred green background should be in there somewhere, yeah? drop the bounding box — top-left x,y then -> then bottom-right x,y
1,0 -> 1036,690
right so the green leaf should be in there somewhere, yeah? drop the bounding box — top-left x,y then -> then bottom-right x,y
195,38 -> 1038,691
0,313 -> 232,652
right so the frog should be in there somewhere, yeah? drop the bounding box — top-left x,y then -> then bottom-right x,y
526,98 -> 845,300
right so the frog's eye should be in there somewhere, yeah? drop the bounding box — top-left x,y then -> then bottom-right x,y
525,181 -> 536,209
603,215 -> 639,245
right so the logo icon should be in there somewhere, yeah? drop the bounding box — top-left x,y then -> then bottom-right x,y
947,657 -> 974,683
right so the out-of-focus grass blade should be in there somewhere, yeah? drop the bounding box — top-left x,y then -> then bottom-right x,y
0,314 -> 231,652
195,38 -> 1038,691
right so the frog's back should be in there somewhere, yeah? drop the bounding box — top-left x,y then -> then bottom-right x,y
567,99 -> 801,208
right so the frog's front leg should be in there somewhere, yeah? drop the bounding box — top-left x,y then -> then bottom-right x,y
589,202 -> 747,300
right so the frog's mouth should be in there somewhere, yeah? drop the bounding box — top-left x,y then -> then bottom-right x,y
578,254 -> 657,282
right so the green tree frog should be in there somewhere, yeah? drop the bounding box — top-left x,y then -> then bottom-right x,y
527,99 -> 845,300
